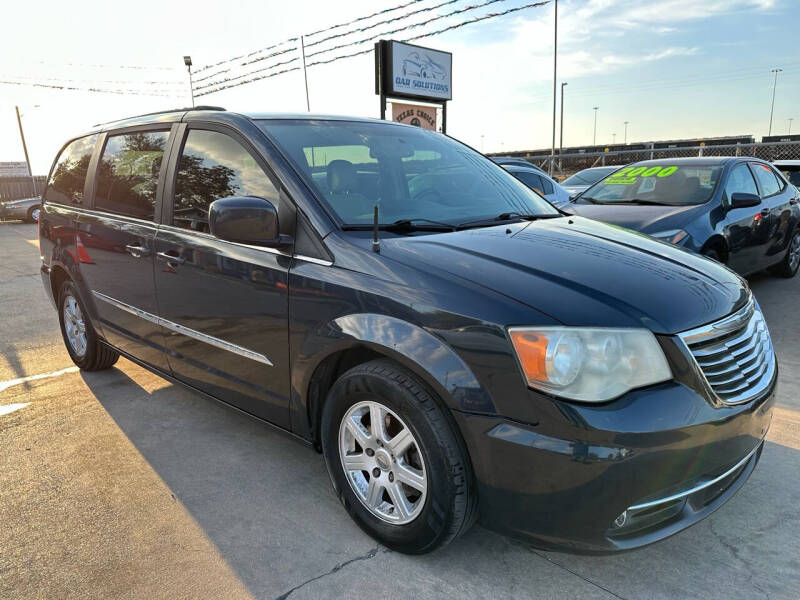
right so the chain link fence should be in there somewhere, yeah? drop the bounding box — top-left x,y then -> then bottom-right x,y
512,141 -> 800,179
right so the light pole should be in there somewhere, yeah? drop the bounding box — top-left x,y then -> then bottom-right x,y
592,107 -> 599,146
300,36 -> 311,112
612,133 -> 616,145
559,82 -> 567,170
184,56 -> 194,107
549,0 -> 558,176
768,68 -> 782,136
481,134 -> 485,153
789,118 -> 794,135
624,121 -> 629,144
15,105 -> 37,196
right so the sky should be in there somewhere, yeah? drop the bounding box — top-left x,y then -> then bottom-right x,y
1,0 -> 798,174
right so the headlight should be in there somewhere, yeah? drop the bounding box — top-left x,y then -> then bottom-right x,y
508,327 -> 672,402
650,229 -> 688,244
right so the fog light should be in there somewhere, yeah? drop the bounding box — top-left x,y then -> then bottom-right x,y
613,510 -> 628,528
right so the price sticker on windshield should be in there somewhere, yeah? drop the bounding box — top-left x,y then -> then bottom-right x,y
605,165 -> 678,185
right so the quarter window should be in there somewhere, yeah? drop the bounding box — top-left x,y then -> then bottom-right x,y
750,163 -> 782,197
725,164 -> 758,201
95,131 -> 169,220
44,135 -> 97,205
172,129 -> 279,233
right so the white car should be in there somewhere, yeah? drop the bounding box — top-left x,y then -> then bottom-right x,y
503,164 -> 571,208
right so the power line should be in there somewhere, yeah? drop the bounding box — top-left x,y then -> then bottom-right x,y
199,0 -> 534,93
194,37 -> 299,75
304,0 -> 464,50
304,0 -> 429,38
196,0 -> 550,97
0,79 -> 179,97
26,60 -> 178,71
304,0 -> 512,61
0,73 -> 186,87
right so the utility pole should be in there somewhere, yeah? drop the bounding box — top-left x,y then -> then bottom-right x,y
612,133 -> 616,144
481,134 -> 485,153
789,118 -> 794,135
559,82 -> 567,170
592,107 -> 599,146
15,106 -> 36,196
624,121 -> 629,144
548,0 -> 558,176
768,68 -> 782,136
300,36 -> 311,112
183,56 -> 194,107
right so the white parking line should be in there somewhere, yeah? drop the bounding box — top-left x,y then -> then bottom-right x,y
0,402 -> 30,416
0,366 -> 79,393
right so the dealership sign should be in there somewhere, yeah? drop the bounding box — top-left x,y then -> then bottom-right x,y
0,161 -> 30,177
392,102 -> 436,130
376,40 -> 452,103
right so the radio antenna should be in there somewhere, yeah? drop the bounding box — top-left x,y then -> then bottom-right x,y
372,204 -> 381,253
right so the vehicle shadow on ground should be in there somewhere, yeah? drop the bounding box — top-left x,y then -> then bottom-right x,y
81,366 -> 800,600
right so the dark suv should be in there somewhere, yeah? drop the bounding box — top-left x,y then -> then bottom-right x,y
40,108 -> 775,554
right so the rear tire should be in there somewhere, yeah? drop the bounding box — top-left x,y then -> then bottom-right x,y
770,228 -> 800,278
57,280 -> 119,371
322,359 -> 477,554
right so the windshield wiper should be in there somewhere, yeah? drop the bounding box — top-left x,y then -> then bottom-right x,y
457,212 -> 561,229
384,218 -> 456,231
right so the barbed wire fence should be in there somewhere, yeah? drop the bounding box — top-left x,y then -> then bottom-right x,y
510,141 -> 800,178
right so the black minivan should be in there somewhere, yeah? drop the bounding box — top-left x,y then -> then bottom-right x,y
40,108 -> 776,554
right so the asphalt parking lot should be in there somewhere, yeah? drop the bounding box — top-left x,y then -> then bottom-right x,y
1,221 -> 798,600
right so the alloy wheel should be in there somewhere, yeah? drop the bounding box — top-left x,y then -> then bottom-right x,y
63,294 -> 87,357
790,231 -> 800,272
338,400 -> 427,524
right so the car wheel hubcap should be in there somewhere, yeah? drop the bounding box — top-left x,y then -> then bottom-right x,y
789,232 -> 800,271
63,294 -> 87,357
31,208 -> 40,222
339,400 -> 427,525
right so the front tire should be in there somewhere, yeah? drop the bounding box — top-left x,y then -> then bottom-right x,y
771,228 -> 800,278
57,281 -> 119,370
26,206 -> 40,223
322,359 -> 477,554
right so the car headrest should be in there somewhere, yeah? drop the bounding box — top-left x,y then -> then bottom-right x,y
327,160 -> 357,194
684,176 -> 700,195
655,170 -> 687,194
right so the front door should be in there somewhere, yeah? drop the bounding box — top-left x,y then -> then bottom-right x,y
154,126 -> 291,428
77,128 -> 172,371
749,162 -> 793,268
722,163 -> 770,275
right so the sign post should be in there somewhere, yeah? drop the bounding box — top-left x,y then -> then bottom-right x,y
375,40 -> 452,133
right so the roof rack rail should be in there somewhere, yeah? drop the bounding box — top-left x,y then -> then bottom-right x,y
93,106 -> 226,127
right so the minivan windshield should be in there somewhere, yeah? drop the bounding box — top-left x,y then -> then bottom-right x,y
580,164 -> 722,206
258,119 -> 557,227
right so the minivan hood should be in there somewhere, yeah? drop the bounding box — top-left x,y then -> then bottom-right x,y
563,202 -> 702,233
380,216 -> 747,334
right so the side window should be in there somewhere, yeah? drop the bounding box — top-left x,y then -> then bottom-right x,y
515,171 -> 545,195
539,175 -> 555,195
725,164 -> 758,202
750,163 -> 782,198
173,129 -> 280,233
95,131 -> 169,220
44,135 -> 97,205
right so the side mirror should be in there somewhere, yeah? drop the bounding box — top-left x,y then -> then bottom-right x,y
209,196 -> 289,247
729,192 -> 761,209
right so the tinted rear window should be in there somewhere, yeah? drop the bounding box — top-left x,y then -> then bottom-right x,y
95,131 -> 169,220
44,135 -> 97,205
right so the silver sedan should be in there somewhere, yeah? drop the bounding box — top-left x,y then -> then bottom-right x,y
0,197 -> 41,222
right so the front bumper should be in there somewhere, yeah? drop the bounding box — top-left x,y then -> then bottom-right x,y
453,375 -> 775,553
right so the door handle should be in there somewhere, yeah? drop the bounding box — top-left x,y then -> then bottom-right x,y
156,251 -> 186,266
125,244 -> 151,258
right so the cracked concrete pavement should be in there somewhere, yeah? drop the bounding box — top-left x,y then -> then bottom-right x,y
1,222 -> 798,599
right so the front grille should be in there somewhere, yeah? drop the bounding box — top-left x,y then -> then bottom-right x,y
679,299 -> 775,405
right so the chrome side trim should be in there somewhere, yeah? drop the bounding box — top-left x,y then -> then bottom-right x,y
627,444 -> 759,511
92,291 -> 273,367
295,254 -> 333,266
